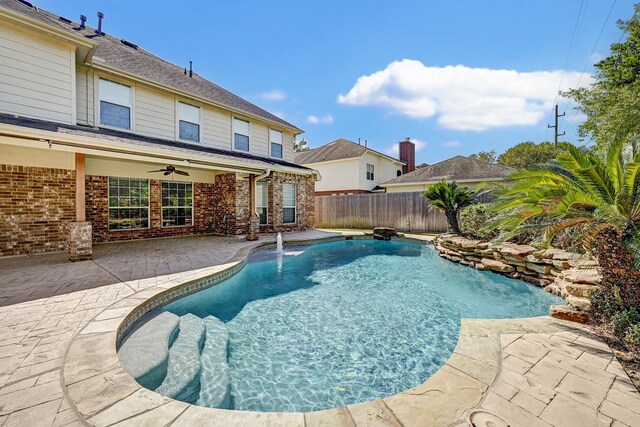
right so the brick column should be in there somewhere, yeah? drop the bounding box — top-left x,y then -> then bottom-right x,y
246,174 -> 259,241
69,153 -> 92,261
68,221 -> 92,261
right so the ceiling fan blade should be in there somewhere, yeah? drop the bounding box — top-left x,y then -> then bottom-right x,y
164,171 -> 172,176
175,170 -> 190,176
148,169 -> 167,173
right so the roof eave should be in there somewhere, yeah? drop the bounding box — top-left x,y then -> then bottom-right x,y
381,177 -> 508,186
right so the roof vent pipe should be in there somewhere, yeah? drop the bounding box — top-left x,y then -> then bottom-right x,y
365,139 -> 368,148
96,11 -> 104,35
79,14 -> 86,29
189,61 -> 193,78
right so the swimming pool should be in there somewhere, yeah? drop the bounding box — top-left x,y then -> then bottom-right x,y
118,239 -> 562,412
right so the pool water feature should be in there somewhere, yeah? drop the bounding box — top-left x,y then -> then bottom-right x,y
122,239 -> 563,413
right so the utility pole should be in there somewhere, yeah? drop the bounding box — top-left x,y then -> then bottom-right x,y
547,104 -> 565,149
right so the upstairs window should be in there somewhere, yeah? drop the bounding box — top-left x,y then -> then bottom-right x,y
99,78 -> 131,129
270,129 -> 283,158
178,102 -> 200,142
233,118 -> 250,151
366,164 -> 375,181
256,181 -> 268,225
283,183 -> 297,224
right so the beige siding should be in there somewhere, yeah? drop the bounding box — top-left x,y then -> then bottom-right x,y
202,106 -> 231,149
309,159 -> 361,192
75,66 -> 95,125
251,121 -> 269,157
0,23 -> 74,124
135,86 -> 175,139
358,153 -> 403,191
282,132 -> 295,163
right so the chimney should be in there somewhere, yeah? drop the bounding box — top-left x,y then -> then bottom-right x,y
79,15 -> 87,29
96,11 -> 104,35
399,137 -> 415,173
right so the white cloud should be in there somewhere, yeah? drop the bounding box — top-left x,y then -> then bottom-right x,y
442,140 -> 461,148
338,59 -> 592,131
384,138 -> 427,156
307,114 -> 334,125
260,89 -> 286,101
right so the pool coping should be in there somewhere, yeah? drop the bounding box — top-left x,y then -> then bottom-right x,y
60,235 -> 579,426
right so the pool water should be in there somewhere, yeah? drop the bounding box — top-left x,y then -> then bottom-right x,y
160,240 -> 562,412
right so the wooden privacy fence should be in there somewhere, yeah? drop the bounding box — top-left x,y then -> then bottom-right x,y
314,192 -> 449,232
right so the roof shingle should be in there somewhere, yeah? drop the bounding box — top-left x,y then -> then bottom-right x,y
382,155 -> 515,185
294,138 -> 403,165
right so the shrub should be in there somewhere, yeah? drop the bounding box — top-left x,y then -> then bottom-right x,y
624,324 -> 640,352
610,308 -> 640,337
460,204 -> 498,240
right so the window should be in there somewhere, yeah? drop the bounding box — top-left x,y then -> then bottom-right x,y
162,181 -> 193,227
108,177 -> 149,230
270,129 -> 283,158
178,102 -> 200,142
233,118 -> 250,151
283,183 -> 296,224
397,170 -> 402,177
366,163 -> 375,181
99,78 -> 131,129
256,181 -> 268,225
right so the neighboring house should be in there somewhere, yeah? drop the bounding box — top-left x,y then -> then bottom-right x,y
0,0 -> 317,259
295,138 -> 412,195
380,155 -> 516,193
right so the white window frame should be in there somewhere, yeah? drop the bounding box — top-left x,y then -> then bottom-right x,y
97,77 -> 134,131
232,117 -> 251,152
269,128 -> 284,159
176,101 -> 201,143
283,183 -> 297,225
256,181 -> 268,225
107,177 -> 150,231
161,180 -> 194,228
366,163 -> 375,181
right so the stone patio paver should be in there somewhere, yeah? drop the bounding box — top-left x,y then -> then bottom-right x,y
0,231 -> 638,426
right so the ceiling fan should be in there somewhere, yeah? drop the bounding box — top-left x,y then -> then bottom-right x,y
148,164 -> 190,176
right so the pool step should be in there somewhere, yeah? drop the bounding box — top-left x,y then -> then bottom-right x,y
117,311 -> 180,390
155,313 -> 205,402
197,316 -> 231,408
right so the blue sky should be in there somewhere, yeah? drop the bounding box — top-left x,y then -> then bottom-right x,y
39,0 -> 636,164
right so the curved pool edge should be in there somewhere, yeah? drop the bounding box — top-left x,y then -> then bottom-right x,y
60,234 -> 582,426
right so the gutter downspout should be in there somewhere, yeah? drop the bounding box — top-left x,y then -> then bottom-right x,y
254,168 -> 271,182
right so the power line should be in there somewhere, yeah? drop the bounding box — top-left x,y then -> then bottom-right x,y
546,0 -> 586,142
563,0 -> 618,134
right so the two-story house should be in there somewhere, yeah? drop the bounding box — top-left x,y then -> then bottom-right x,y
294,138 -> 411,195
0,0 -> 317,259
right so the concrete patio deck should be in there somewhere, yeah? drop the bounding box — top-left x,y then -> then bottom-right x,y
0,231 -> 638,426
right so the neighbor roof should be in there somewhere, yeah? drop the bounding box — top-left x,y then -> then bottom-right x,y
294,138 -> 404,165
0,0 -> 301,133
382,155 -> 515,185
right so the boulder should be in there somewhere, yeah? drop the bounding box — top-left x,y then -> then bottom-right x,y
481,258 -> 515,273
565,283 -> 599,299
373,227 -> 397,240
526,262 -> 552,275
550,305 -> 591,323
561,268 -> 601,285
499,244 -> 537,258
566,295 -> 592,311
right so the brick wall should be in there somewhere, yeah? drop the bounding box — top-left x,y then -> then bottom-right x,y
0,164 -> 75,256
212,171 -> 315,235
86,176 -> 216,243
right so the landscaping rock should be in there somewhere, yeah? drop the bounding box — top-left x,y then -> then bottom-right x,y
499,244 -> 537,258
561,268 -> 601,285
373,227 -> 397,240
526,262 -> 552,275
566,296 -> 592,311
550,305 -> 590,323
481,258 -> 514,273
565,283 -> 599,299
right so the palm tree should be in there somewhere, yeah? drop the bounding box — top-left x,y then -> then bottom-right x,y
422,180 -> 474,234
486,140 -> 640,249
